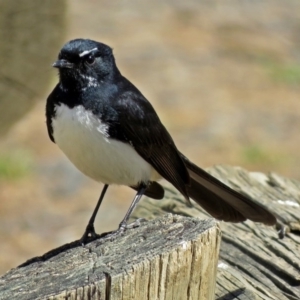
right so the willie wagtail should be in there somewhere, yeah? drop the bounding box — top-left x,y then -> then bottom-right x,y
46,39 -> 276,243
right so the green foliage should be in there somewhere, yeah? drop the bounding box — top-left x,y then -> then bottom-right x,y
241,145 -> 280,165
0,150 -> 32,180
271,64 -> 300,84
264,61 -> 300,85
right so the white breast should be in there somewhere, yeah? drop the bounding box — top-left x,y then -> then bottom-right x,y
52,103 -> 160,186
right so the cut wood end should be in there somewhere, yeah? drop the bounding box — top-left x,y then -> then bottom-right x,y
0,214 -> 221,300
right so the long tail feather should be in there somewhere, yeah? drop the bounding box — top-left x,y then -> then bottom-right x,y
181,154 -> 276,225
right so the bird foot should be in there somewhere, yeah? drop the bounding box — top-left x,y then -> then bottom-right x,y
105,218 -> 148,240
123,218 -> 147,229
79,223 -> 98,245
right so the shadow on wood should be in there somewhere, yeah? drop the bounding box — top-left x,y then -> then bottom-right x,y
216,288 -> 247,300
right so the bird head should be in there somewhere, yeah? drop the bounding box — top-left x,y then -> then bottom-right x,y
53,39 -> 119,89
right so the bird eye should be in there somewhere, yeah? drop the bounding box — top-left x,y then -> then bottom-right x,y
86,56 -> 95,65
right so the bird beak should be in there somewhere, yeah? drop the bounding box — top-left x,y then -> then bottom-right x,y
52,59 -> 74,69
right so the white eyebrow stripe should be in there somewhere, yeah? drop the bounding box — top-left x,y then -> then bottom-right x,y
79,47 -> 98,57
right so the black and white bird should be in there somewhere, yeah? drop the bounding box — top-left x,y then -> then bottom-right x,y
46,38 -> 276,243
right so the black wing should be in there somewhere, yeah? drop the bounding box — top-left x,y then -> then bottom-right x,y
108,87 -> 190,200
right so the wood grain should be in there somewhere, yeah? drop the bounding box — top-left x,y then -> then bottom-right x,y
0,215 -> 221,300
131,165 -> 300,300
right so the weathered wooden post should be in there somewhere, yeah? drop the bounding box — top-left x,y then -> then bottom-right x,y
131,165 -> 300,300
0,214 -> 221,300
1,165 -> 299,299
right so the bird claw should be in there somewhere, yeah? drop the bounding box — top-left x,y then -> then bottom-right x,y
124,218 -> 147,229
79,224 -> 98,245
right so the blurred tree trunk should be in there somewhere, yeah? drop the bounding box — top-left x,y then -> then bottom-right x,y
0,0 -> 67,137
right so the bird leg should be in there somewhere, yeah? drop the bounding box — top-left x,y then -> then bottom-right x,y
80,184 -> 109,244
118,182 -> 148,231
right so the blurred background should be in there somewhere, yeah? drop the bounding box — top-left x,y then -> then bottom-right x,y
0,0 -> 299,275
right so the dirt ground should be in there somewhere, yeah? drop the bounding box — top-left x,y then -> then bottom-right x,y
0,0 -> 300,275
